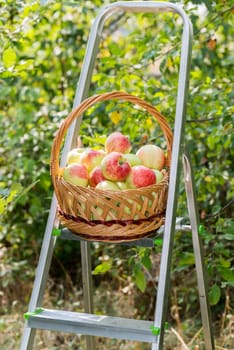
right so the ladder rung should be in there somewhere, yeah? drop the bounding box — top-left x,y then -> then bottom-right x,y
60,228 -> 156,247
26,308 -> 157,343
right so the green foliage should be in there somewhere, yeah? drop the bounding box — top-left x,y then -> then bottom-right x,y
0,0 -> 233,337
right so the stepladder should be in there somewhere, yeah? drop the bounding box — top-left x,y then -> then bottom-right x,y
20,2 -> 215,350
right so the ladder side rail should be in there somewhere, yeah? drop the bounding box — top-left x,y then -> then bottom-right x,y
20,193 -> 58,350
152,8 -> 193,350
182,152 -> 215,349
20,9 -> 105,350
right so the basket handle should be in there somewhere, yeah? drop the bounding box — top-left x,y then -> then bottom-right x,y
50,91 -> 173,178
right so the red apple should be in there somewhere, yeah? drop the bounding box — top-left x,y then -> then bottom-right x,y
126,165 -> 156,188
80,149 -> 106,172
101,152 -> 131,182
136,144 -> 165,170
89,166 -> 106,187
63,163 -> 88,187
105,131 -> 131,154
96,180 -> 120,191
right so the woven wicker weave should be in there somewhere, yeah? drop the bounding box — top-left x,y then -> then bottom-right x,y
50,91 -> 173,242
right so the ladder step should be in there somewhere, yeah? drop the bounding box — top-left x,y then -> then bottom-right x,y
60,228 -> 156,247
26,308 -> 157,343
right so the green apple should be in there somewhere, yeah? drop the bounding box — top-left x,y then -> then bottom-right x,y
92,206 -> 115,221
95,180 -> 120,191
116,181 -> 128,190
66,147 -> 87,165
122,199 -> 140,220
136,144 -> 165,170
124,153 -> 142,166
152,169 -> 164,183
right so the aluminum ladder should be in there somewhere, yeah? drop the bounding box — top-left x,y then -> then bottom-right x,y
20,2 -> 215,349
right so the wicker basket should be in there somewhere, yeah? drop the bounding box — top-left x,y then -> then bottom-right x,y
50,91 -> 173,242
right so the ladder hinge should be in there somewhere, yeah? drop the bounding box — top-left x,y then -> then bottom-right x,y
150,322 -> 169,335
24,307 -> 44,320
153,238 -> 163,247
52,228 -> 61,237
150,325 -> 160,335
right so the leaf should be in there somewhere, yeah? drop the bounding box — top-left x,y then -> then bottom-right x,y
92,261 -> 112,275
219,267 -> 234,283
0,197 -> 6,215
142,255 -> 152,270
110,111 -> 121,125
12,180 -> 39,206
7,183 -> 23,204
209,284 -> 221,305
109,42 -> 122,56
135,269 -> 146,292
221,234 -> 234,241
3,47 -> 17,68
219,257 -> 231,269
178,252 -> 195,267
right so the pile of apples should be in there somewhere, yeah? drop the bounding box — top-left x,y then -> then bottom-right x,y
62,131 -> 166,191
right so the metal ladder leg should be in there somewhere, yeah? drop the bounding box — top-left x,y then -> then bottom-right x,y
182,152 -> 215,350
151,5 -> 192,350
20,194 -> 58,350
80,241 -> 96,350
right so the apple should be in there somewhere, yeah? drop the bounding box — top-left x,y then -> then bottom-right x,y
63,163 -> 88,187
92,206 -> 103,220
101,152 -> 131,182
92,206 -> 115,221
124,153 -> 142,166
96,180 -> 120,191
122,199 -> 140,220
116,181 -> 128,190
126,165 -> 156,189
152,169 -> 164,184
66,147 -> 86,165
80,149 -> 106,172
105,131 -> 131,154
136,144 -> 165,170
89,166 -> 106,187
